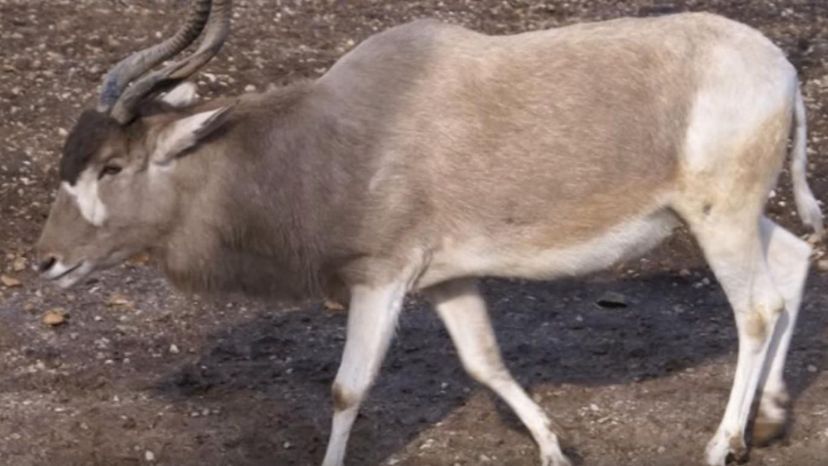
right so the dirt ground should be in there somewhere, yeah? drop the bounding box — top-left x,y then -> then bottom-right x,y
1,0 -> 828,465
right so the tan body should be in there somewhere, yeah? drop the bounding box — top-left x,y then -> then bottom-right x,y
323,17 -> 685,287
146,15 -> 798,293
37,9 -> 821,466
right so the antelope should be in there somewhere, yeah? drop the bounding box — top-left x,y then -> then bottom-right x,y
35,0 -> 822,464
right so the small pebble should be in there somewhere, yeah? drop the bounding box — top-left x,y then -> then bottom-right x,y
596,291 -> 628,308
419,438 -> 435,450
1,274 -> 22,288
42,309 -> 67,326
12,257 -> 26,271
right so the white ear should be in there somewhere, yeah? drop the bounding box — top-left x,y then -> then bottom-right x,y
152,107 -> 232,165
158,82 -> 199,108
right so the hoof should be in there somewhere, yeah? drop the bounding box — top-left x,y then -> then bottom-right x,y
752,391 -> 790,447
728,435 -> 749,463
539,425 -> 572,466
706,432 -> 748,466
751,415 -> 787,447
540,453 -> 572,466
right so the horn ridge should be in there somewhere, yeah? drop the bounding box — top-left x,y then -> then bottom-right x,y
109,0 -> 232,124
97,0 -> 214,114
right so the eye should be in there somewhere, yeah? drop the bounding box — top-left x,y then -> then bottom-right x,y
99,165 -> 122,179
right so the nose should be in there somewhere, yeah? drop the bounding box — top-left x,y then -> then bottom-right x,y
37,254 -> 58,273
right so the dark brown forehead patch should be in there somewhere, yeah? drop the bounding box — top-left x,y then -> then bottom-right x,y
60,110 -> 120,185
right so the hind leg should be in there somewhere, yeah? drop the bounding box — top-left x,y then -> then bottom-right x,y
751,218 -> 812,445
687,213 -> 786,466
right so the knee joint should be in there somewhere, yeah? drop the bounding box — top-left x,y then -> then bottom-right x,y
332,383 -> 361,412
466,362 -> 513,387
744,297 -> 784,342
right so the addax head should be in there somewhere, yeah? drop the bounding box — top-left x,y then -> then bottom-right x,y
36,0 -> 233,288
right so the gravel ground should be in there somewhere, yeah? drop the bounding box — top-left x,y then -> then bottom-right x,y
1,1 -> 827,465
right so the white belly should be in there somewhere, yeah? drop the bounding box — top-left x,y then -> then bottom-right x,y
416,210 -> 679,289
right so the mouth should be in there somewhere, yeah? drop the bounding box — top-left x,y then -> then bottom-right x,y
43,261 -> 95,288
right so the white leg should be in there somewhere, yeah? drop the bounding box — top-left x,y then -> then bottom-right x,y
752,218 -> 812,444
428,279 -> 571,466
321,280 -> 408,466
692,216 -> 785,466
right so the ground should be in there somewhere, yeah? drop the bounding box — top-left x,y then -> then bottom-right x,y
1,0 -> 827,465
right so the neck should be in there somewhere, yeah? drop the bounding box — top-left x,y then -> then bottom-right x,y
157,82 -> 331,299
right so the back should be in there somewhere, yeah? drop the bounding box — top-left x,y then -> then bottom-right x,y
314,16 -> 735,259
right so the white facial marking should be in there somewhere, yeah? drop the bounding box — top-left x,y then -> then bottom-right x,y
43,260 -> 73,280
43,260 -> 93,289
62,169 -> 107,226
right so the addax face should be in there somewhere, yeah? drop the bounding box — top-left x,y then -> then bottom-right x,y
36,101 -> 232,288
35,0 -> 232,289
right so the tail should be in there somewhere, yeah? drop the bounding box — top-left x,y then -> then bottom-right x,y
791,84 -> 824,237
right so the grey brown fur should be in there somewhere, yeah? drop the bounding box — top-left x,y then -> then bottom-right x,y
37,10 -> 822,466
48,16 -> 704,294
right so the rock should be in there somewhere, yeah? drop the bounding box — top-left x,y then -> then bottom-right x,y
107,293 -> 133,308
323,299 -> 346,311
817,259 -> 828,272
42,308 -> 68,326
144,450 -> 155,462
127,252 -> 150,266
12,257 -> 26,271
1,274 -> 22,288
169,344 -> 180,354
121,417 -> 137,429
419,438 -> 435,450
596,291 -> 628,308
